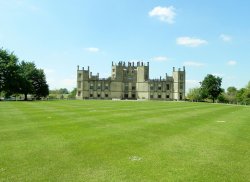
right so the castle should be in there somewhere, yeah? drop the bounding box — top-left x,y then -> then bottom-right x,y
76,62 -> 185,100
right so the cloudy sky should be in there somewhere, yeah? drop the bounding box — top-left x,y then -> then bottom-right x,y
0,0 -> 249,91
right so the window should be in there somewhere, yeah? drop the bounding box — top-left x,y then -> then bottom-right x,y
97,83 -> 101,89
124,94 -> 128,98
97,94 -> 101,98
150,84 -> 154,90
78,73 -> 81,79
166,84 -> 170,90
180,83 -> 183,90
132,86 -> 136,90
150,94 -> 153,99
90,94 -> 93,97
78,91 -> 81,96
124,84 -> 128,91
158,85 -> 161,90
105,94 -> 108,98
158,95 -> 161,99
166,95 -> 169,99
132,94 -> 136,98
180,74 -> 183,80
112,69 -> 115,72
90,83 -> 93,89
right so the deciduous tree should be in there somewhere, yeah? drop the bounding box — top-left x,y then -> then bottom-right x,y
187,87 -> 202,102
200,74 -> 223,103
0,49 -> 20,96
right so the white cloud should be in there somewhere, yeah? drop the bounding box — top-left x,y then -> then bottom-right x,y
183,61 -> 205,67
176,37 -> 207,47
84,47 -> 100,53
152,56 -> 169,62
220,34 -> 232,42
149,6 -> 176,24
227,60 -> 237,66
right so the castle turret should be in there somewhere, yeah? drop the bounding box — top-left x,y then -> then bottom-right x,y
76,66 -> 90,99
173,67 -> 185,100
137,62 -> 149,82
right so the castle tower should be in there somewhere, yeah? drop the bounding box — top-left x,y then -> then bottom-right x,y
137,62 -> 149,82
111,61 -> 124,81
136,62 -> 150,99
173,67 -> 186,100
76,66 -> 89,99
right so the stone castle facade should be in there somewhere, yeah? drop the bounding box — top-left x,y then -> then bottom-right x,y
76,62 -> 185,100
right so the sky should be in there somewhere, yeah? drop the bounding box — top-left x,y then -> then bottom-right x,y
0,0 -> 249,92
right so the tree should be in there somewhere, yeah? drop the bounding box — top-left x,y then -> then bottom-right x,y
68,88 -> 77,99
19,61 -> 49,100
58,88 -> 69,94
32,69 -> 49,99
242,81 -> 250,105
200,74 -> 223,103
236,88 -> 246,104
226,86 -> 237,104
236,81 -> 250,105
0,48 -> 49,100
187,87 -> 202,102
0,49 -> 20,96
217,92 -> 228,103
19,61 -> 36,100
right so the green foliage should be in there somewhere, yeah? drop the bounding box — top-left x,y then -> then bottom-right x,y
68,88 -> 77,99
200,74 -> 223,102
187,87 -> 202,102
235,82 -> 250,105
0,101 -> 249,181
225,86 -> 238,104
0,48 -> 20,96
0,48 -> 49,100
32,69 -> 49,99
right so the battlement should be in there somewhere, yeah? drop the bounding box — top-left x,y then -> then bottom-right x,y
112,61 -> 149,67
173,66 -> 186,72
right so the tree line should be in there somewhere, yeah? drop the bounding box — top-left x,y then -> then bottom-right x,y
187,74 -> 250,105
0,48 -> 49,100
49,88 -> 77,99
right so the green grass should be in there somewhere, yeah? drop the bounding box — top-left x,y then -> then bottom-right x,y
0,100 -> 249,181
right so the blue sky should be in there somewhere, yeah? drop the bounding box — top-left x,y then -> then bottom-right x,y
0,0 -> 249,91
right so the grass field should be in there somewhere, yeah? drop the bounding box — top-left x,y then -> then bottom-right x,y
0,100 -> 249,181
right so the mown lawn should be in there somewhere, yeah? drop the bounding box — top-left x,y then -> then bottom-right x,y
0,100 -> 249,181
